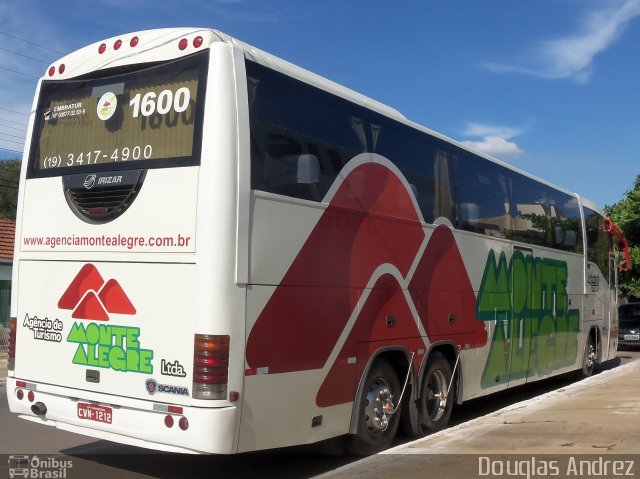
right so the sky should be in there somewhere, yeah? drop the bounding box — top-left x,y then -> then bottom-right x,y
0,0 -> 639,208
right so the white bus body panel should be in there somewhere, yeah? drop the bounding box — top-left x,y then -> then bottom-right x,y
9,38 -> 247,454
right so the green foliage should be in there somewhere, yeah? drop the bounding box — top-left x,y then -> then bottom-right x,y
605,175 -> 640,301
0,159 -> 21,220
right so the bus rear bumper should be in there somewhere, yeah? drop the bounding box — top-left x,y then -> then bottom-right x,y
6,378 -> 239,454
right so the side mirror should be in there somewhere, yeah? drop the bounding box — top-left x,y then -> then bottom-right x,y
604,217 -> 631,271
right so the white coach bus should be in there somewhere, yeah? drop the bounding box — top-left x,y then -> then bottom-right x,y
6,28 -> 629,454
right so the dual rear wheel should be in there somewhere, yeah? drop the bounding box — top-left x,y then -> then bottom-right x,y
348,352 -> 454,454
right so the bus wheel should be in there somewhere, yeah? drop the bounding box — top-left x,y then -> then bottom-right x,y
580,334 -> 597,378
347,359 -> 401,454
418,352 -> 453,434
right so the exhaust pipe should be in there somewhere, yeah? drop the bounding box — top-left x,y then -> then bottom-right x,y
31,402 -> 47,417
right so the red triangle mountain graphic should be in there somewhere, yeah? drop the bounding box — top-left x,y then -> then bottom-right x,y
59,263 -> 136,321
99,279 -> 136,315
72,291 -> 110,321
58,264 -> 105,310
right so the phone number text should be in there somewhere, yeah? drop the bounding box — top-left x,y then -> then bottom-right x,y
43,145 -> 153,169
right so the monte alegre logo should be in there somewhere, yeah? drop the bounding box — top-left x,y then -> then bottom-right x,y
60,264 -> 154,374
58,263 -> 135,321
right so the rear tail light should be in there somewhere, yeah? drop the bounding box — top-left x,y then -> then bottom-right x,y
179,416 -> 189,430
164,415 -> 174,428
8,317 -> 16,370
193,334 -> 229,400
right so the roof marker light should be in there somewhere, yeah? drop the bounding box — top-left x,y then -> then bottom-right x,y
178,38 -> 188,51
98,43 -> 107,54
130,36 -> 139,47
58,64 -> 65,75
193,36 -> 203,48
48,66 -> 55,77
114,39 -> 122,50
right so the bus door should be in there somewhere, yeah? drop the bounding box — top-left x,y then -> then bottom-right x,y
507,246 -> 533,387
604,242 -> 617,359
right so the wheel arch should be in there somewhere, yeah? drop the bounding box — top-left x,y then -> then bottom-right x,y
588,325 -> 603,363
348,346 -> 414,435
417,341 -> 463,404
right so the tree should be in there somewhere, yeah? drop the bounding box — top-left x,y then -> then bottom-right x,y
0,159 -> 21,220
605,174 -> 640,301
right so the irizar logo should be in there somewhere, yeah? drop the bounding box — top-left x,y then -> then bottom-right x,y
83,174 -> 96,189
83,174 -> 123,190
97,175 -> 123,186
58,263 -> 136,321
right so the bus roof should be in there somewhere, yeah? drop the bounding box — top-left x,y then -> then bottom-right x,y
45,27 -> 596,208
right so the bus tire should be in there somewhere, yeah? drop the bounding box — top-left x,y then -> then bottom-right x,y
347,359 -> 401,454
579,334 -> 597,378
417,352 -> 454,434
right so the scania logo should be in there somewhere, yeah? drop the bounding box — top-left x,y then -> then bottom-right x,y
83,174 -> 97,189
145,378 -> 158,395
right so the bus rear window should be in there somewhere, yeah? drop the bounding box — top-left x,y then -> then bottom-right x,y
28,50 -> 208,178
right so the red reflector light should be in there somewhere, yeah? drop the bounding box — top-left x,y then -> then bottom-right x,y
114,39 -> 122,50
179,416 -> 189,430
178,38 -> 188,50
48,66 -> 55,77
167,405 -> 183,414
193,372 -> 228,384
229,391 -> 240,402
16,380 -> 26,388
194,352 -> 228,368
193,36 -> 203,48
58,64 -> 65,74
98,43 -> 107,54
130,36 -> 139,47
8,317 -> 17,360
164,415 -> 174,428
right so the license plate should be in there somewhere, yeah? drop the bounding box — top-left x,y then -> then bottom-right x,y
77,403 -> 112,424
623,334 -> 640,341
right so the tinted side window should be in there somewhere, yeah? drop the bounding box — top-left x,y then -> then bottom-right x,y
453,155 -> 510,237
547,190 -> 583,253
246,60 -> 455,223
507,175 -> 583,252
246,59 -> 583,254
